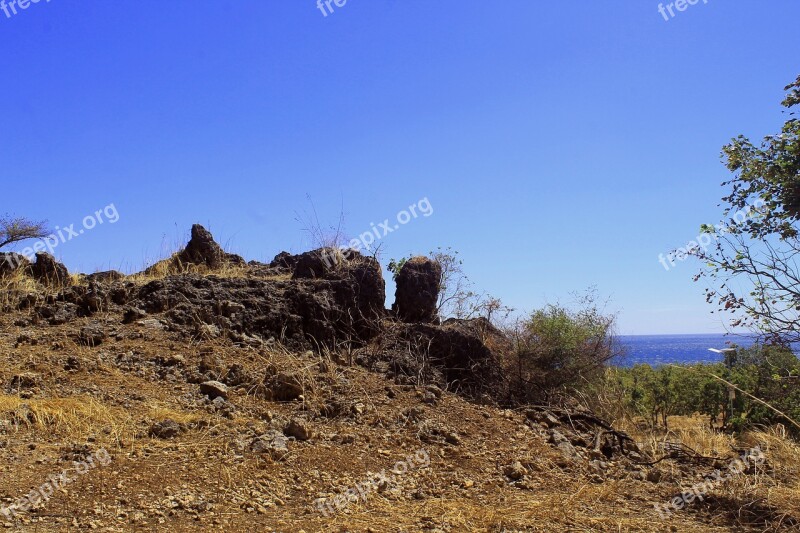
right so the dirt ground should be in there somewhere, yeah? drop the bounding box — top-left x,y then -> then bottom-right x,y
1,305 -> 798,532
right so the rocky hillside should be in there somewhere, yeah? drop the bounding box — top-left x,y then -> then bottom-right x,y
0,227 -> 796,532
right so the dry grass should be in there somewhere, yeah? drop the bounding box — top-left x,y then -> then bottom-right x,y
127,253 -> 291,285
623,415 -> 736,459
0,269 -> 83,311
0,394 -> 136,448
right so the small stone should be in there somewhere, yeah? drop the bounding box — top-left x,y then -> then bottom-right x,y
199,381 -> 228,400
422,392 -> 438,405
503,461 -> 528,481
284,418 -> 312,441
251,431 -> 289,460
148,420 -> 183,439
79,323 -> 106,347
588,460 -> 608,474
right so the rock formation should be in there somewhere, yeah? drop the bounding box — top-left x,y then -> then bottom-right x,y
177,224 -> 244,269
392,256 -> 442,323
28,253 -> 70,286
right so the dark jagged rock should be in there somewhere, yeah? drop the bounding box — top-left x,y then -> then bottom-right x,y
269,251 -> 299,271
176,224 -> 244,269
148,419 -> 184,440
291,248 -> 340,279
125,247 -> 385,347
392,256 -> 442,323
86,270 -> 124,283
28,253 -> 70,287
79,322 -> 106,346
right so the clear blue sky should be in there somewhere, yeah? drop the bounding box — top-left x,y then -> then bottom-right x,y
2,1 -> 799,334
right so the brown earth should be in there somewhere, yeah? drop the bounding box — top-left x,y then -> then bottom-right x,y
0,228 -> 798,532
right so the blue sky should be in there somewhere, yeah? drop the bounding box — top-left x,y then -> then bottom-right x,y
2,1 -> 799,334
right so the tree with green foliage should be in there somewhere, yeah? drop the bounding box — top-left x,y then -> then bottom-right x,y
507,290 -> 619,403
692,75 -> 800,344
598,344 -> 800,433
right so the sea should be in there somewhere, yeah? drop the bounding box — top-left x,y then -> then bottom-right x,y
615,333 -> 760,367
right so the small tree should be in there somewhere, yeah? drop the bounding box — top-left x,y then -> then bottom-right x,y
692,75 -> 800,344
507,289 -> 619,403
0,215 -> 49,250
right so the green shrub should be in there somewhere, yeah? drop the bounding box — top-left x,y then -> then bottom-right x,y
506,292 -> 618,403
595,344 -> 800,433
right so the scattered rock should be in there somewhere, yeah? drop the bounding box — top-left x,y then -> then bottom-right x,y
148,420 -> 184,439
503,461 -> 528,481
284,418 -> 313,441
199,381 -> 228,400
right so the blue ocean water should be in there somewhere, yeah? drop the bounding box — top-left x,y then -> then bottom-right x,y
615,333 -> 759,367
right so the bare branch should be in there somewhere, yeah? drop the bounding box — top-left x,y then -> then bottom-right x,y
0,215 -> 49,250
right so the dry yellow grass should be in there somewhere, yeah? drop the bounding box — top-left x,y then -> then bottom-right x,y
0,394 -> 135,447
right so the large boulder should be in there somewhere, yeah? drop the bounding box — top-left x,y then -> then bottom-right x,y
292,248 -> 386,343
28,253 -> 70,286
0,252 -> 30,279
177,224 -> 244,269
291,248 -> 348,279
269,251 -> 299,271
392,257 -> 442,323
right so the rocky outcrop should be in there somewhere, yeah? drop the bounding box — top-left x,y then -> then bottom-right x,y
28,253 -> 70,287
269,251 -> 299,271
177,224 -> 244,269
392,256 -> 442,323
123,247 -> 385,347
